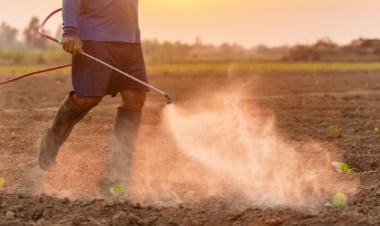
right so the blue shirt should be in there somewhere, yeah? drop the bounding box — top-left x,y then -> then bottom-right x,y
62,0 -> 141,43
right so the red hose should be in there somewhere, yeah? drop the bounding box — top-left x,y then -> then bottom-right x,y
0,8 -> 70,87
0,64 -> 71,86
39,8 -> 62,44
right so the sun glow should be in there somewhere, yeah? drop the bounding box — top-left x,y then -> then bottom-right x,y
145,0 -> 232,10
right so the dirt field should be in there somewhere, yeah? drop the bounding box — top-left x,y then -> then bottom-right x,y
0,67 -> 379,225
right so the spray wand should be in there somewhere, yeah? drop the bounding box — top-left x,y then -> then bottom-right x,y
1,8 -> 172,104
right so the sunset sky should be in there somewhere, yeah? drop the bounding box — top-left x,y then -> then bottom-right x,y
1,0 -> 380,47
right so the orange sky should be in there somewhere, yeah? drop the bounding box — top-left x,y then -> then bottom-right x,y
1,0 -> 380,47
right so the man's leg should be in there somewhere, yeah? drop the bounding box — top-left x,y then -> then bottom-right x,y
110,90 -> 146,188
38,92 -> 102,170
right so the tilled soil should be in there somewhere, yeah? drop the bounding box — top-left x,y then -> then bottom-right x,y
0,69 -> 379,225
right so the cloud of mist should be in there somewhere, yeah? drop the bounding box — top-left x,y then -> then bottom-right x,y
34,73 -> 359,210
129,87 -> 359,209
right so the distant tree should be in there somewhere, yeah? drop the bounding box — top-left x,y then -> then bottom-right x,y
283,44 -> 320,61
0,22 -> 18,48
23,17 -> 47,49
219,43 -> 233,54
254,44 -> 270,54
194,36 -> 202,46
313,37 -> 337,49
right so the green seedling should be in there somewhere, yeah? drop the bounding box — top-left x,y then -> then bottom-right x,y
170,191 -> 183,204
374,127 -> 379,133
333,192 -> 347,208
43,184 -> 60,194
110,185 -> 124,196
43,184 -> 53,193
329,125 -> 340,133
183,191 -> 196,202
287,164 -> 298,171
0,178 -> 4,189
332,162 -> 352,173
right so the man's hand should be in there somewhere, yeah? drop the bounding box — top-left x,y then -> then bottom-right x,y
61,36 -> 83,55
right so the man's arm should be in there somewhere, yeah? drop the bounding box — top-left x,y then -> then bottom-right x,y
62,0 -> 82,55
62,0 -> 81,37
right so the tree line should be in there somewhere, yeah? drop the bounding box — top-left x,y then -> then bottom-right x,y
283,38 -> 380,62
0,17 -> 49,49
1,17 -> 380,64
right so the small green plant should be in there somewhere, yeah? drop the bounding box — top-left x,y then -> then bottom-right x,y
374,127 -> 379,133
332,192 -> 347,208
110,185 -> 124,196
332,162 -> 352,173
329,125 -> 340,133
0,178 -> 4,189
287,163 -> 298,171
169,190 -> 197,204
183,191 -> 196,202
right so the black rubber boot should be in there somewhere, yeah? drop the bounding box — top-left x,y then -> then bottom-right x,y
38,93 -> 91,170
107,107 -> 142,195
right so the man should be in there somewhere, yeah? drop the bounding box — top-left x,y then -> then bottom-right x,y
38,0 -> 148,186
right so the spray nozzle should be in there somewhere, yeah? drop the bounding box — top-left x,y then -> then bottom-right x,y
165,95 -> 172,105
